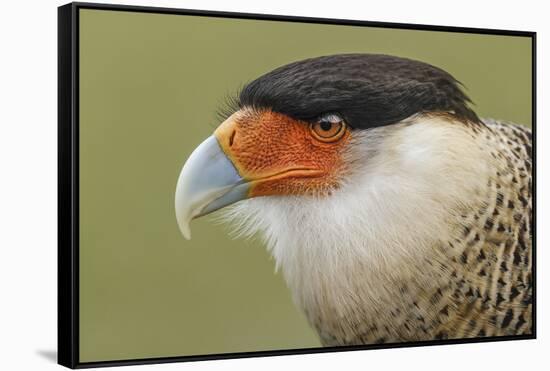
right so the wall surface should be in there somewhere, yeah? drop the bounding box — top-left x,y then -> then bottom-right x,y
0,0 -> 547,371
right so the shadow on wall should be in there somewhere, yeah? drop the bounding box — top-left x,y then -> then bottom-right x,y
36,350 -> 57,363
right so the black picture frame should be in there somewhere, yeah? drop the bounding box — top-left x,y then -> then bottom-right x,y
58,2 -> 537,368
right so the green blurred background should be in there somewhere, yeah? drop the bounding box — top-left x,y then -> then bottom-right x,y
79,8 -> 532,362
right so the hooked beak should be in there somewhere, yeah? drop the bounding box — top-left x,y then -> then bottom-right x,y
175,110 -> 333,240
174,135 -> 248,240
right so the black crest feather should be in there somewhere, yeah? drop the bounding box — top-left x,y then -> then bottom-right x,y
237,54 -> 480,129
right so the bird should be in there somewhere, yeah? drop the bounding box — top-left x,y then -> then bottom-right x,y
174,53 -> 533,346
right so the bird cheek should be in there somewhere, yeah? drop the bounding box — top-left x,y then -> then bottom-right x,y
214,110 -> 348,198
248,139 -> 349,198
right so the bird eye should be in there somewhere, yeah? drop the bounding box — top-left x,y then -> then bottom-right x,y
310,114 -> 346,142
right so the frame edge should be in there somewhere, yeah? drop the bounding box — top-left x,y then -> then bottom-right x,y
71,1 -> 536,36
58,2 -> 79,369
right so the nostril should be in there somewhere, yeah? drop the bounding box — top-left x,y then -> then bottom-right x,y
229,130 -> 236,147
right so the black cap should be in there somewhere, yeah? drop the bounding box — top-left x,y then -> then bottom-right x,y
239,53 -> 480,129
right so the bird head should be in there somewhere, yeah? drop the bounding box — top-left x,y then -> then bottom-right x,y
175,54 -> 480,240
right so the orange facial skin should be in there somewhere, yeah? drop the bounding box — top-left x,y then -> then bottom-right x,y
214,108 -> 351,198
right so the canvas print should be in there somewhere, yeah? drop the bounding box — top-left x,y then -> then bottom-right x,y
58,3 -> 534,368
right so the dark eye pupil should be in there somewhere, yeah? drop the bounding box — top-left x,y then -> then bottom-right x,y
320,121 -> 332,131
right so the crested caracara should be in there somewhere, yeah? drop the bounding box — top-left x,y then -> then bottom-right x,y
174,54 -> 533,345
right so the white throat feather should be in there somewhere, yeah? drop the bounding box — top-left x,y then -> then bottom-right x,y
219,114 -> 490,326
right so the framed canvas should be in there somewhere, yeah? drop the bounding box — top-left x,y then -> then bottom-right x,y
58,2 -> 536,368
